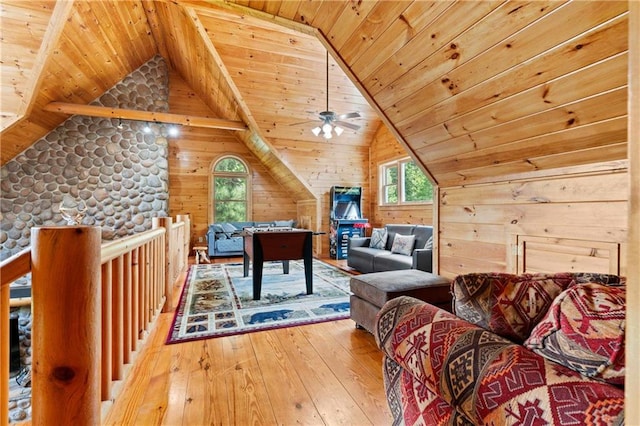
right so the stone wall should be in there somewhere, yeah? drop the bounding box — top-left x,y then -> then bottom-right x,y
0,55 -> 170,261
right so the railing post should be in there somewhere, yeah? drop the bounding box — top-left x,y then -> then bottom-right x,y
1,281 -> 8,426
31,226 -> 101,426
177,214 -> 191,267
153,217 -> 172,312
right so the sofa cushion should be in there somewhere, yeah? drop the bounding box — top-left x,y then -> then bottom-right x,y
370,228 -> 388,249
452,273 -> 577,343
391,234 -> 415,255
373,253 -> 413,271
524,282 -> 626,385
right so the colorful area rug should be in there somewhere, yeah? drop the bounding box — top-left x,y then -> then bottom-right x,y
166,259 -> 353,344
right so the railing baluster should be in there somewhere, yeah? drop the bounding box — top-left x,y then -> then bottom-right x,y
123,251 -> 132,365
1,281 -> 9,426
131,247 -> 140,352
113,255 -> 124,381
101,259 -> 113,401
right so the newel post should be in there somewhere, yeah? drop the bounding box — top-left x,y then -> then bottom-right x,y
31,226 -> 101,425
153,217 -> 173,312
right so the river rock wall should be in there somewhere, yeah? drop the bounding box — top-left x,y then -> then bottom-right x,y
0,55 -> 170,261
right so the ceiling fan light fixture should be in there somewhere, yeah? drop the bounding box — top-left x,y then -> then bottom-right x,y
334,126 -> 344,136
322,122 -> 332,133
323,131 -> 332,139
312,126 -> 322,136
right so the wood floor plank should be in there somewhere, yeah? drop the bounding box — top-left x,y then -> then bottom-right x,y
221,334 -> 278,425
301,322 -> 392,424
250,330 -> 324,424
274,325 -> 374,425
181,339 -> 231,425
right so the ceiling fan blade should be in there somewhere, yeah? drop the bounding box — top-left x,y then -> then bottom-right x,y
289,119 -> 320,126
334,121 -> 360,131
337,112 -> 360,120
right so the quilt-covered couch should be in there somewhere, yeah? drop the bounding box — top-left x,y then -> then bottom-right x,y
347,224 -> 433,273
206,220 -> 295,257
375,272 -> 626,425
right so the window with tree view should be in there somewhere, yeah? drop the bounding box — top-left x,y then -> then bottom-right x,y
213,156 -> 250,222
380,158 -> 433,205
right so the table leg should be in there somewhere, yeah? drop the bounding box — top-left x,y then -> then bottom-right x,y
243,252 -> 249,277
304,256 -> 313,295
282,260 -> 289,274
253,259 -> 263,300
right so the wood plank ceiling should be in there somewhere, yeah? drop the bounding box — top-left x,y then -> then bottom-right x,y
0,0 -> 629,190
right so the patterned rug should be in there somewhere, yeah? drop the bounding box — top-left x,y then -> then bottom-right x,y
166,259 -> 353,344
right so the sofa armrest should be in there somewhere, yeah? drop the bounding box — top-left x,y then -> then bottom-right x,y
347,236 -> 370,249
375,296 -> 625,425
411,248 -> 433,272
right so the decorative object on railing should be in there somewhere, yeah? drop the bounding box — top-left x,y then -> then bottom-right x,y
58,195 -> 87,226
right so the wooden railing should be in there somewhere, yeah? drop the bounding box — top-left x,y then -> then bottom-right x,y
0,215 -> 190,425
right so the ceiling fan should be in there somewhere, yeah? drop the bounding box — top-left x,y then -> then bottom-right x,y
293,51 -> 361,139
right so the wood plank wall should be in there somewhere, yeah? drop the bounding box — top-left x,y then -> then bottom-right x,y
167,70 -> 298,247
269,137 -> 370,256
438,168 -> 629,280
369,125 -> 434,228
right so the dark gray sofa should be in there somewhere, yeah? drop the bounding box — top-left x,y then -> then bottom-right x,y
347,224 -> 433,273
207,220 -> 295,257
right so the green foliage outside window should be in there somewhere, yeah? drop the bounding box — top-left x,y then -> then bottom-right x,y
213,157 -> 249,222
403,161 -> 433,202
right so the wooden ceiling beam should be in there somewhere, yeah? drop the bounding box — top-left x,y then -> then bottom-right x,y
43,101 -> 247,131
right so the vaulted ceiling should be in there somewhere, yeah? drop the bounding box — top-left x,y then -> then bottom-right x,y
0,1 -> 629,191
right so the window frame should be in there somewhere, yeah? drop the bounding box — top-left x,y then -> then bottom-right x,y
209,155 -> 252,223
379,157 -> 433,206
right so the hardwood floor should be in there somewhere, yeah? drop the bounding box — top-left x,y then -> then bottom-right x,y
103,256 -> 392,425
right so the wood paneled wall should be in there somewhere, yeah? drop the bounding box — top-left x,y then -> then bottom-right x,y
368,125 -> 434,228
270,137 -> 369,255
438,168 -> 629,280
167,70 -> 297,246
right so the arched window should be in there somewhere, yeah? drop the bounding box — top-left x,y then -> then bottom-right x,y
211,155 -> 251,223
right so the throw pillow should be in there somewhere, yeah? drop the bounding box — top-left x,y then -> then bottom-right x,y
524,282 -> 626,385
452,272 -> 577,343
220,222 -> 238,237
423,235 -> 433,250
370,228 -> 388,249
390,234 -> 415,256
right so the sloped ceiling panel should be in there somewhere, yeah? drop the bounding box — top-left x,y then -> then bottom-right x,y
0,0 -> 629,189
0,0 -> 157,164
224,0 -> 629,187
